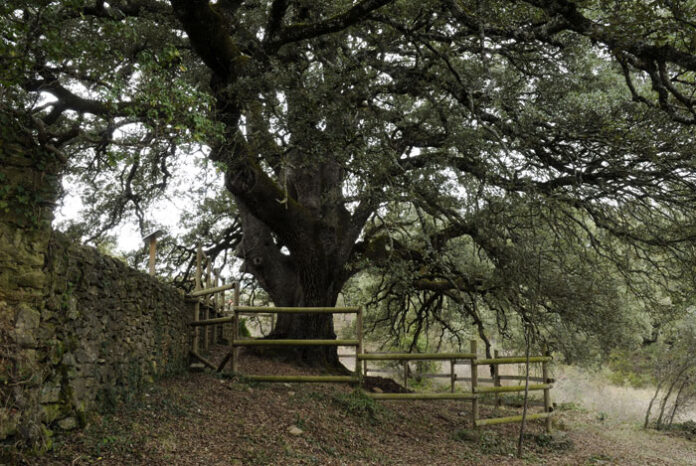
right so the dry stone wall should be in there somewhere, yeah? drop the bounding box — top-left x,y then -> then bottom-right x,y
1,122 -> 64,447
2,121 -> 192,451
40,233 -> 192,430
1,230 -> 192,449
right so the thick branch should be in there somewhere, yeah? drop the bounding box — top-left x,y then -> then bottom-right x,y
170,0 -> 243,79
265,0 -> 393,52
525,0 -> 696,71
266,0 -> 290,40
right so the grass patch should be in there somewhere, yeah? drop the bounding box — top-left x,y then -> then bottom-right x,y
295,389 -> 328,404
331,390 -> 384,423
70,413 -> 146,460
453,428 -> 479,442
588,453 -> 614,463
478,430 -> 514,455
530,432 -> 574,451
660,420 -> 696,440
556,401 -> 586,412
294,413 -> 307,430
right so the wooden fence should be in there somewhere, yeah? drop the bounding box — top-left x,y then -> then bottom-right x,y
184,293 -> 554,431
353,340 -> 553,430
186,244 -> 240,371
225,306 -> 362,384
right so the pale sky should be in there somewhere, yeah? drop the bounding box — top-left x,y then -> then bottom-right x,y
54,147 -> 225,255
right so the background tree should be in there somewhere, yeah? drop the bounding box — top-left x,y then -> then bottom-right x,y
643,312 -> 696,429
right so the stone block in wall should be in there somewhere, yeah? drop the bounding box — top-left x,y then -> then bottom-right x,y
14,303 -> 40,348
57,417 -> 78,431
39,383 -> 61,404
74,344 -> 98,365
96,364 -> 116,385
36,322 -> 55,342
0,407 -> 20,438
68,377 -> 98,408
61,352 -> 76,368
16,270 -> 46,290
41,404 -> 64,424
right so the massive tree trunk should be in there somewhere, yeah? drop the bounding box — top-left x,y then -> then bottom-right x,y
216,57 -> 369,368
170,0 -> 384,368
233,167 -> 358,369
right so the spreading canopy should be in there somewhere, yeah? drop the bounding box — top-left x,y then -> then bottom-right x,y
3,0 -> 696,363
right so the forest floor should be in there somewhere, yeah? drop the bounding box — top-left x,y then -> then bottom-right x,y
12,348 -> 696,465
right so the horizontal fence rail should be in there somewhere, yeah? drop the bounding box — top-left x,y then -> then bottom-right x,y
188,282 -> 238,298
499,375 -> 553,383
189,316 -> 234,327
476,356 -> 552,365
233,306 -> 360,314
241,375 -> 359,383
232,339 -> 359,346
475,384 -> 552,394
358,352 -> 476,361
475,412 -> 553,427
366,392 -> 477,400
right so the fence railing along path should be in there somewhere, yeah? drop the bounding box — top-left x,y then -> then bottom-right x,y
185,300 -> 554,431
185,244 -> 241,372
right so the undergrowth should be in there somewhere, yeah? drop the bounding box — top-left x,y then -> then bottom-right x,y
50,384 -> 195,461
660,420 -> 696,440
331,389 -> 384,423
453,426 -> 574,456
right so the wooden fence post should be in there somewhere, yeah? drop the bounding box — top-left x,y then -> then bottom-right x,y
494,349 -> 501,407
471,339 -> 478,428
215,271 -> 223,343
193,244 -> 203,353
543,350 -> 552,433
143,230 -> 162,276
450,360 -> 456,393
204,258 -> 212,349
231,280 -> 240,374
356,307 -> 363,385
403,361 -> 408,390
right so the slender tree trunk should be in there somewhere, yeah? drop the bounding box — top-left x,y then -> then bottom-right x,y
668,377 -> 689,426
517,326 -> 532,458
644,379 -> 664,429
656,366 -> 688,429
656,383 -> 675,429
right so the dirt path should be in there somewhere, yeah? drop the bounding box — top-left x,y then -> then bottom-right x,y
11,350 -> 693,465
559,413 -> 696,465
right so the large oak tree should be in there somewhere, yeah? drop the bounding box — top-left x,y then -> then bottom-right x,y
4,0 -> 696,367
